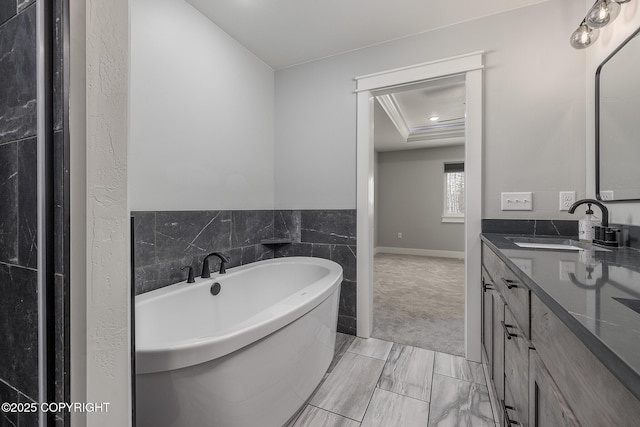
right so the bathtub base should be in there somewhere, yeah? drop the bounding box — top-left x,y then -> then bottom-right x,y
136,289 -> 339,427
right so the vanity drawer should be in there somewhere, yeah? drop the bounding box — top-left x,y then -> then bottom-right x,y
504,307 -> 530,427
531,294 -> 640,426
482,245 -> 530,339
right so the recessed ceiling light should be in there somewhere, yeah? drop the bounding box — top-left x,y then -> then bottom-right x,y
429,116 -> 439,122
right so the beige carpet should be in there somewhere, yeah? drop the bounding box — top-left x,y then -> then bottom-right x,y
372,253 -> 465,356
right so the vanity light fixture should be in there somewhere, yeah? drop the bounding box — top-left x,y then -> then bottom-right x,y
570,0 -> 631,49
586,0 -> 620,28
570,20 -> 600,49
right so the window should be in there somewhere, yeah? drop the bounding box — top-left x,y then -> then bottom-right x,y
443,162 -> 464,223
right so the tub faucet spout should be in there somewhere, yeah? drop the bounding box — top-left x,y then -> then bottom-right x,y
201,252 -> 230,278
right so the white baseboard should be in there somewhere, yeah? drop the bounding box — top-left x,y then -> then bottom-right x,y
375,246 -> 465,260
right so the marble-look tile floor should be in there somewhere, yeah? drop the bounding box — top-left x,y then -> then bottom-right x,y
289,334 -> 497,427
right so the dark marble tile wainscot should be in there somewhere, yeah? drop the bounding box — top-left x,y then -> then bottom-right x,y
482,219 -> 578,237
0,1 -> 39,405
0,1 -> 70,420
132,209 -> 357,334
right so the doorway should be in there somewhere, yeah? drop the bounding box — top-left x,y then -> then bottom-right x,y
371,77 -> 466,355
355,52 -> 483,361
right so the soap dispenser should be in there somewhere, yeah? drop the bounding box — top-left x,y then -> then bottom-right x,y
578,203 -> 600,242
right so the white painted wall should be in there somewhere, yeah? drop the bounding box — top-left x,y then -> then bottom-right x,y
586,1 -> 640,225
377,146 -> 465,253
129,0 -> 275,211
275,0 -> 587,217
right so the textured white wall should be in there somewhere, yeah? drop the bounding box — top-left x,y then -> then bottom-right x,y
129,0 -> 275,211
275,0 -> 587,217
86,0 -> 131,424
377,146 -> 465,252
586,1 -> 640,225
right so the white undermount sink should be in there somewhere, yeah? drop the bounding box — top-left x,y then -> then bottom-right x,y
506,237 -> 610,252
513,242 -> 583,250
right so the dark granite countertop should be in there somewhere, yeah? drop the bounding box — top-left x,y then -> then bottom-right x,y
481,233 -> 640,400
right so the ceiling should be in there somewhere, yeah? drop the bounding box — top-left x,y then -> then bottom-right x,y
374,76 -> 466,152
186,0 -> 549,70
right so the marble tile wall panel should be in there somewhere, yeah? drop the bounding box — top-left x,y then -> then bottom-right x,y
301,210 -> 356,245
155,210 -> 232,262
482,219 -> 577,236
0,379 -> 19,427
54,273 -> 68,409
620,224 -> 640,250
17,137 -> 37,268
0,141 -> 18,264
0,0 -> 14,27
53,130 -> 68,275
133,210 -> 276,294
17,390 -> 38,426
52,0 -> 70,417
0,4 -> 36,144
231,210 -> 274,247
17,0 -> 35,13
53,0 -> 63,131
0,264 -> 39,401
274,210 -> 301,242
132,211 -> 157,267
0,0 -> 69,415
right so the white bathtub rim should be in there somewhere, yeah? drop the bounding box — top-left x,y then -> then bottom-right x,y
135,257 -> 343,374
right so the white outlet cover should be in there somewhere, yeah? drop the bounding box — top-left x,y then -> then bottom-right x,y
501,192 -> 533,211
600,190 -> 614,201
559,191 -> 576,211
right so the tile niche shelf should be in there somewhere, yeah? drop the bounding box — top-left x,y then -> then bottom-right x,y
260,238 -> 292,245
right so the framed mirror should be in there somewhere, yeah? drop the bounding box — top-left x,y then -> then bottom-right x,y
596,26 -> 640,202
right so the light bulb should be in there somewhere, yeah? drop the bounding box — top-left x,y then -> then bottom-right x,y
586,0 -> 621,29
570,22 -> 600,49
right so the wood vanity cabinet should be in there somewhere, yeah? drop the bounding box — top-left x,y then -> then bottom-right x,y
482,242 -> 640,427
528,348 -> 580,427
481,268 -> 494,375
482,245 -> 529,426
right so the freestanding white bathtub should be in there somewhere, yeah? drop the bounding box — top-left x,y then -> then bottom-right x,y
135,256 -> 343,427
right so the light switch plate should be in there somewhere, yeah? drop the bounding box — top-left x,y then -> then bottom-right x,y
501,192 -> 533,211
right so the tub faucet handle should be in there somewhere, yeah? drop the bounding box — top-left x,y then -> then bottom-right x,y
180,266 -> 195,283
